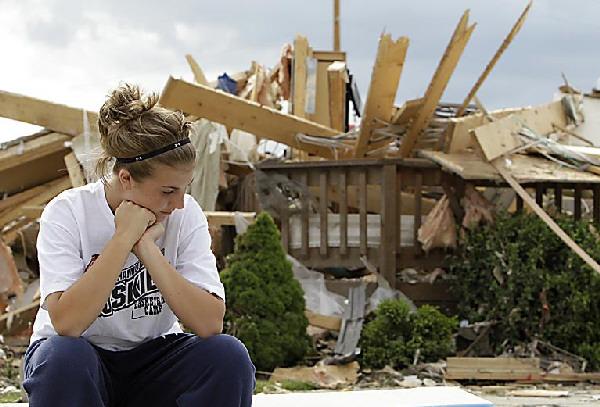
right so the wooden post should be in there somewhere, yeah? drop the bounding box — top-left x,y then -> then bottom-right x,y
380,165 -> 398,285
339,170 -> 348,255
354,34 -> 409,157
327,61 -> 348,132
333,0 -> 341,51
320,172 -> 329,256
185,54 -> 209,86
399,11 -> 476,157
455,2 -> 531,118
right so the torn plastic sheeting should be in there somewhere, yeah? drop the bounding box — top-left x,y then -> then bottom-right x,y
288,255 -> 346,317
188,119 -> 226,211
367,273 -> 416,314
69,109 -> 101,183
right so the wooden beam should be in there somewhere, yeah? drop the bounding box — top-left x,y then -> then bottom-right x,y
0,183 -> 52,213
204,211 -> 256,229
64,152 -> 85,187
0,132 -> 70,173
0,90 -> 98,136
312,50 -> 346,62
292,35 -> 309,119
472,100 -> 567,161
354,34 -> 409,158
159,76 -> 342,159
446,107 -> 526,153
455,1 -> 532,118
305,310 -> 342,331
333,0 -> 341,51
446,357 -> 541,381
493,160 -> 600,276
327,61 -> 348,132
398,11 -> 476,157
391,98 -> 425,125
0,177 -> 70,227
185,54 -> 209,86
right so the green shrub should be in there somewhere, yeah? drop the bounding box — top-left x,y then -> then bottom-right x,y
221,212 -> 310,371
360,299 -> 457,370
449,211 -> 600,369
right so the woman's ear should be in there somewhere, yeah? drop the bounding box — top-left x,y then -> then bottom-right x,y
117,168 -> 134,191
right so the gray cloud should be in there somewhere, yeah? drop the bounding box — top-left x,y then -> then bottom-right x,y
4,0 -> 600,116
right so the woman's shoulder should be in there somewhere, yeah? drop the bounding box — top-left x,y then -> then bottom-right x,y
41,181 -> 103,223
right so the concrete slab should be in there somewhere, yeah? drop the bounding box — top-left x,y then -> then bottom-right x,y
253,386 -> 493,407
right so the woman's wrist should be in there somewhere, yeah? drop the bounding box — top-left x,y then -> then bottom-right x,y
133,238 -> 160,259
113,231 -> 138,249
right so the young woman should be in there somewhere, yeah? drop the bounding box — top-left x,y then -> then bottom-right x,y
22,84 -> 256,406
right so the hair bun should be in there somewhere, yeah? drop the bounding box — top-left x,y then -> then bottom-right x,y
98,84 -> 158,136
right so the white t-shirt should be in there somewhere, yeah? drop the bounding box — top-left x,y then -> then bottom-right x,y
30,180 -> 225,351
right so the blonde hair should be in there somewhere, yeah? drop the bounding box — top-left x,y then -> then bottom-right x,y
95,84 -> 195,182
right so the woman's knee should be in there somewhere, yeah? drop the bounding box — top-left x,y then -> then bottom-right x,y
202,335 -> 255,376
26,336 -> 100,379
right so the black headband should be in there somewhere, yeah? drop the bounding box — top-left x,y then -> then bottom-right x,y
115,138 -> 192,164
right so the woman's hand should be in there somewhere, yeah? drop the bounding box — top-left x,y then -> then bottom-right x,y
132,222 -> 165,258
114,200 -> 156,248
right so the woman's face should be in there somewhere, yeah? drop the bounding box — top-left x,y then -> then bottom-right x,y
119,163 -> 195,223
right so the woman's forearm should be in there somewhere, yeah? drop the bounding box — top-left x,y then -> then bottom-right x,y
135,242 -> 225,337
46,233 -> 134,337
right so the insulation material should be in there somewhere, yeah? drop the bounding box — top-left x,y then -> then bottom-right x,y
417,195 -> 457,251
288,255 -> 346,317
188,119 -> 226,211
462,185 -> 495,230
228,129 -> 258,163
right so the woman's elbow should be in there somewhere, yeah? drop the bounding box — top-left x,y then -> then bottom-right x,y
52,320 -> 84,338
193,319 -> 223,338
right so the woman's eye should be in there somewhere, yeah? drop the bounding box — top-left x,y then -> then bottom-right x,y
162,190 -> 175,195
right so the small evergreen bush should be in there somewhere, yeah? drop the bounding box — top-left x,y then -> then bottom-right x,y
221,212 -> 310,371
360,299 -> 457,369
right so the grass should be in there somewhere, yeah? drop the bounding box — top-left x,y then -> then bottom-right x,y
254,379 -> 319,394
0,390 -> 22,403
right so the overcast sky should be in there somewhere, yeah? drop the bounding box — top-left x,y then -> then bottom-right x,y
1,0 -> 599,142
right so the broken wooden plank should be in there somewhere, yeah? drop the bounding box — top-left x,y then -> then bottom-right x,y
472,100 -> 568,161
0,132 -> 70,173
185,54 -> 209,86
508,389 -> 568,398
304,310 -> 342,331
455,1 -> 532,118
159,77 -> 342,159
446,107 -> 526,153
327,61 -> 348,132
292,35 -> 309,119
399,11 -> 476,157
0,91 -> 98,136
0,183 -> 53,213
446,357 -> 542,381
0,177 -> 71,227
391,98 -> 425,125
354,34 -> 409,158
64,152 -> 85,188
493,159 -> 600,276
